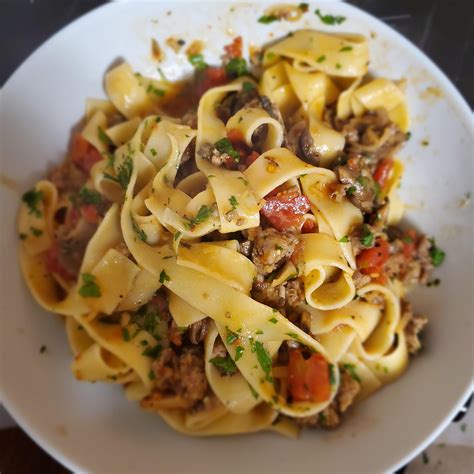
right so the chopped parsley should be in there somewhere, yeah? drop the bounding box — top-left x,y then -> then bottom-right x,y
97,126 -> 113,147
142,343 -> 162,358
258,15 -> 278,24
328,363 -> 336,385
214,137 -> 240,162
335,63 -> 342,69
174,231 -> 181,241
22,188 -> 43,217
235,346 -> 244,361
159,269 -> 170,284
298,3 -> 309,12
255,329 -> 264,335
148,369 -> 156,380
226,326 -> 239,344
30,227 -> 43,237
209,354 -> 237,375
342,363 -> 361,382
269,316 -> 278,324
339,235 -> 349,243
242,81 -> 255,92
421,139 -> 429,146
346,185 -> 356,195
103,156 -> 133,190
19,233 -> 27,240
225,57 -> 248,77
78,273 -> 101,298
422,451 -> 429,464
265,52 -> 276,61
429,239 -> 445,267
39,345 -> 47,354
146,84 -> 166,97
248,382 -> 259,399
316,55 -> 326,63
155,116 -> 162,123
150,148 -> 157,156
251,340 -> 272,375
339,46 -> 353,52
314,9 -> 346,25
229,195 -> 238,210
131,214 -> 147,242
406,131 -> 412,140
189,53 -> 207,71
359,225 -> 374,247
122,327 -> 131,341
184,204 -> 213,229
78,186 -> 102,206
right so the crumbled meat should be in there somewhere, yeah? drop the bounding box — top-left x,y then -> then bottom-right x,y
151,346 -> 208,405
297,371 -> 360,429
287,121 -> 320,165
49,159 -> 87,194
352,270 -> 371,289
402,300 -> 428,354
385,231 -> 434,286
187,318 -> 209,345
362,290 -> 384,306
246,227 -> 299,275
285,279 -> 305,309
181,111 -> 197,129
349,223 -> 379,257
239,240 -> 253,257
332,108 -> 406,161
252,279 -> 286,308
212,337 -> 227,358
197,143 -> 231,167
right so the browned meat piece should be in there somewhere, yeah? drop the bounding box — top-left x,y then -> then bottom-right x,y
336,159 -> 382,213
286,279 -> 305,309
49,160 -> 87,194
287,121 -> 320,165
56,219 -> 98,277
181,110 -> 197,129
352,270 -> 371,289
402,300 -> 428,354
247,227 -> 299,275
151,346 -> 208,405
334,108 -> 406,161
297,371 -> 360,429
239,240 -> 253,257
188,318 -> 209,345
215,88 -> 260,123
252,279 -> 286,308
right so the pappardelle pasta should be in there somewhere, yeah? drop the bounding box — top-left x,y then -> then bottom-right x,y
18,29 -> 444,437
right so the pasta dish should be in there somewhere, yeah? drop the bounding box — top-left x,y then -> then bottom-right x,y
18,28 -> 445,437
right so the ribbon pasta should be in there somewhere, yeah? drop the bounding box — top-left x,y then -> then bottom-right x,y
17,27 -> 421,438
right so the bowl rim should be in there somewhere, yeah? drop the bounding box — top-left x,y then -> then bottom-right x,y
1,1 -> 473,472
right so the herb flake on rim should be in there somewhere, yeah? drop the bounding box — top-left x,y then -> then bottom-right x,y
78,273 -> 101,298
314,9 -> 346,25
22,188 -> 43,217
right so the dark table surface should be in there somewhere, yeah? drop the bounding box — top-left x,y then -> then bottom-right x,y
0,1 -> 472,473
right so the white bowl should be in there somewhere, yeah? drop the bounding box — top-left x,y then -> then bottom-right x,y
1,1 -> 472,472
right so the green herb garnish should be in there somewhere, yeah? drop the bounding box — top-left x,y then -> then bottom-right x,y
78,273 -> 101,298
339,236 -> 349,243
339,46 -> 353,52
131,214 -> 147,242
298,3 -> 309,12
142,343 -> 162,358
328,363 -> 336,385
189,53 -> 207,71
229,195 -> 238,210
19,233 -> 27,240
78,186 -> 102,206
248,382 -> 259,399
252,340 -> 272,374
159,270 -> 170,284
184,204 -> 213,229
103,156 -> 133,190
359,225 -> 374,247
209,354 -> 237,375
235,346 -> 244,361
269,316 -> 278,324
429,239 -> 445,267
214,137 -> 240,162
225,57 -> 248,77
342,363 -> 361,382
316,55 -> 326,63
226,327 -> 239,344
146,84 -> 166,97
97,126 -> 113,147
258,15 -> 278,24
30,227 -> 43,237
22,188 -> 43,217
242,81 -> 255,92
315,9 -> 346,25
122,327 -> 131,341
346,185 -> 356,195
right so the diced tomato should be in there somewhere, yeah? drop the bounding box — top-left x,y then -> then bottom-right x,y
226,128 -> 252,165
402,229 -> 418,259
246,151 -> 260,168
261,191 -> 310,231
81,204 -> 100,224
372,273 -> 389,285
45,242 -> 75,282
373,158 -> 394,190
357,238 -> 390,276
224,36 -> 243,59
288,350 -> 331,403
68,206 -> 81,227
196,66 -> 229,99
301,219 -> 316,233
70,133 -> 103,174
